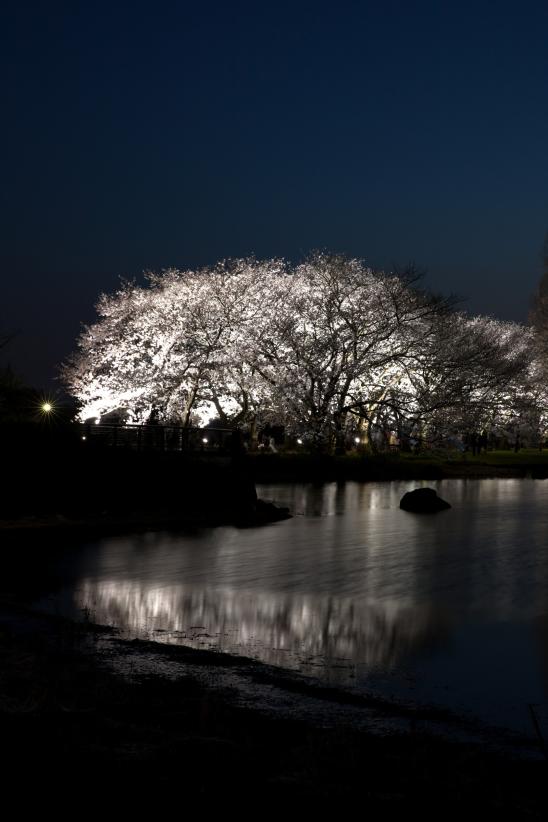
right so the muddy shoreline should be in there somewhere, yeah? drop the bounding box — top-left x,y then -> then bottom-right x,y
1,598 -> 546,811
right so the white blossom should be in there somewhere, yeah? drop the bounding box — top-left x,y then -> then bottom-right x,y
63,253 -> 541,450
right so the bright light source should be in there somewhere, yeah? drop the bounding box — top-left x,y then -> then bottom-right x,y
355,437 -> 360,444
81,435 -> 87,440
297,438 -> 303,445
42,402 -> 53,413
202,437 -> 208,444
95,418 -> 100,425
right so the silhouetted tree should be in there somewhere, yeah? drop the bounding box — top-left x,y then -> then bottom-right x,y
530,232 -> 548,352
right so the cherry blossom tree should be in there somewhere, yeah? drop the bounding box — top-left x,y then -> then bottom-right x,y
63,252 -> 542,452
249,254 -> 456,450
63,258 -> 285,426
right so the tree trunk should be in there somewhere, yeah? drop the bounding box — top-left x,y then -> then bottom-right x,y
182,383 -> 199,428
249,416 -> 258,452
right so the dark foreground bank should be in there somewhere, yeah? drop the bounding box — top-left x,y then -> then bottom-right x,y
0,423 -> 291,534
1,600 -> 546,814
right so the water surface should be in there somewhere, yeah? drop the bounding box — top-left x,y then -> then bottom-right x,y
37,479 -> 548,735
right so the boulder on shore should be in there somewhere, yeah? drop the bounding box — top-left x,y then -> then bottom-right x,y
400,488 -> 451,513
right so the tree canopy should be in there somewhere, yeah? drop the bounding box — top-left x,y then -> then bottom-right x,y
63,253 -> 543,451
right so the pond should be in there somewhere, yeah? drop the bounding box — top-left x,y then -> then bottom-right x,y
36,479 -> 548,736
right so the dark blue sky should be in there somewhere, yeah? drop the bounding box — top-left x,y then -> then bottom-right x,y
2,0 -> 548,389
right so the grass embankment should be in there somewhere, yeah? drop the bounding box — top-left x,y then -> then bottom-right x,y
248,449 -> 548,482
0,602 -> 546,812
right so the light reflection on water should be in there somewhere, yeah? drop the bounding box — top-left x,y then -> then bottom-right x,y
42,479 -> 548,732
77,579 -> 448,676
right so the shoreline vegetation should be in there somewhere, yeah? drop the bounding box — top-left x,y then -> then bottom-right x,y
249,449 -> 548,481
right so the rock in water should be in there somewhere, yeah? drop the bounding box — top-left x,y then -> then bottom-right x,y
400,488 -> 451,513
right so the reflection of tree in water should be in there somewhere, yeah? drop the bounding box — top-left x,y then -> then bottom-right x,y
76,580 -> 450,675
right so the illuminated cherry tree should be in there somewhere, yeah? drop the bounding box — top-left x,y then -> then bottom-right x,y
64,258 -> 283,426
350,313 -> 534,449
63,253 -> 541,450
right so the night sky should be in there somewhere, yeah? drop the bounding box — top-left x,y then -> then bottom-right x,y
2,0 -> 548,390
